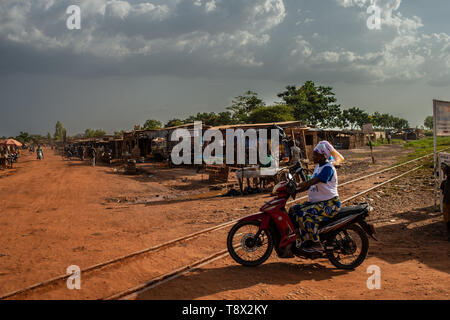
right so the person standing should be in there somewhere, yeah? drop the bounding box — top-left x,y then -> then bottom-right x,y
36,145 -> 44,160
78,145 -> 85,161
440,164 -> 450,241
0,146 -> 7,169
289,139 -> 302,165
88,146 -> 96,167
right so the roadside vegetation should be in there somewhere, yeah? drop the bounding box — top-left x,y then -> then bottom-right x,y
368,139 -> 404,147
402,137 -> 450,163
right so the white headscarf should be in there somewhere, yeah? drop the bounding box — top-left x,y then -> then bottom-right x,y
314,141 -> 344,165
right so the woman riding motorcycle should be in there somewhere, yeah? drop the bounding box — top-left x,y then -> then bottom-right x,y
289,141 -> 344,253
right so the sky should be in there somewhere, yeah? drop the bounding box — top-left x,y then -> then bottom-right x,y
0,0 -> 449,137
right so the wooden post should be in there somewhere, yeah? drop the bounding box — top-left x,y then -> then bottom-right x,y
301,130 -> 307,161
291,128 -> 295,146
368,135 -> 375,164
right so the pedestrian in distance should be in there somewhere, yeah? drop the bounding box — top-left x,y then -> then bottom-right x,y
36,145 -> 44,160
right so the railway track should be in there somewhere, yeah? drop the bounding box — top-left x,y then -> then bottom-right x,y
109,165 -> 424,300
0,148 -> 443,300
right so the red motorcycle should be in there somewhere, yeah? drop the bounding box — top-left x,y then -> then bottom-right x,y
227,178 -> 377,269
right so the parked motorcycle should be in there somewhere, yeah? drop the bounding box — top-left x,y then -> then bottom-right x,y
227,175 -> 377,269
102,151 -> 113,164
276,160 -> 309,184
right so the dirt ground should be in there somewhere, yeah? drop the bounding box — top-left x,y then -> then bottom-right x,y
0,145 -> 448,300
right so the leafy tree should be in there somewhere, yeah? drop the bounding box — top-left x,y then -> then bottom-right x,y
165,119 -> 184,128
184,112 -> 218,126
424,116 -> 433,130
248,105 -> 295,123
54,121 -> 66,141
342,107 -> 370,130
15,131 -> 31,144
215,111 -> 234,126
227,91 -> 265,124
84,129 -> 106,138
277,81 -> 342,128
142,119 -> 162,130
184,111 -> 234,126
392,117 -> 409,129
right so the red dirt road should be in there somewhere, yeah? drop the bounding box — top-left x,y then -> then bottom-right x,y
0,148 -> 449,299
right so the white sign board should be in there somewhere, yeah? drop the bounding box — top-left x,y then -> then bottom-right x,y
362,123 -> 374,134
433,100 -> 450,136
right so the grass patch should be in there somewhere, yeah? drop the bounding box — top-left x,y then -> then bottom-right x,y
399,137 -> 450,162
368,139 -> 403,147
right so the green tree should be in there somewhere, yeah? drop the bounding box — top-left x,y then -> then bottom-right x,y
84,129 -> 106,138
424,116 -> 433,130
142,119 -> 162,130
392,117 -> 409,129
54,121 -> 65,141
184,112 -> 218,126
16,131 -> 31,144
277,81 -> 342,128
165,119 -> 184,128
183,111 -> 234,126
227,91 -> 265,124
342,107 -> 370,130
215,111 -> 234,126
248,105 -> 295,123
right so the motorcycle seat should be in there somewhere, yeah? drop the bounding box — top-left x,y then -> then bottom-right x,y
318,205 -> 367,228
337,205 -> 367,215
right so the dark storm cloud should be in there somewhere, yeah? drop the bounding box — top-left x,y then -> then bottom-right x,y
0,0 -> 448,85
0,0 -> 449,137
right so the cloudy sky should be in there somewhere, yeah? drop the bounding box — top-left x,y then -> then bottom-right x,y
0,0 -> 449,137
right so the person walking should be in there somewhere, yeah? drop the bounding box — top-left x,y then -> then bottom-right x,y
36,145 -> 44,160
88,146 -> 96,167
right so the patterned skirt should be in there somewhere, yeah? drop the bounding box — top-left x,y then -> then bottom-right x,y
289,196 -> 341,244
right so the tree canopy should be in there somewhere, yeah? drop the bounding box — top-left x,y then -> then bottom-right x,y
54,121 -> 66,141
142,119 -> 162,130
277,81 -> 342,128
226,90 -> 265,124
247,105 -> 295,124
165,119 -> 184,128
84,128 -> 106,138
424,116 -> 433,130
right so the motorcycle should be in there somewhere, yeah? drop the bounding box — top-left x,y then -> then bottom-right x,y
102,151 -> 113,164
227,175 -> 377,269
276,160 -> 309,184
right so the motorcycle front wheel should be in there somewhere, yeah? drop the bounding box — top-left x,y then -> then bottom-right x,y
227,221 -> 273,267
325,224 -> 369,269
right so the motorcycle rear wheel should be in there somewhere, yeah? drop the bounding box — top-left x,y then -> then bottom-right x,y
227,221 -> 273,267
325,224 -> 369,270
